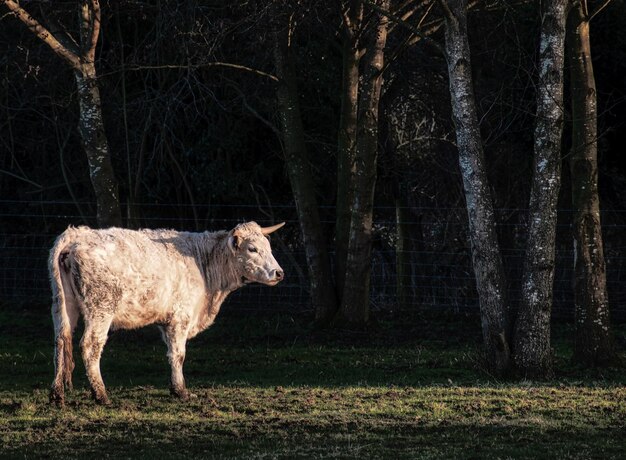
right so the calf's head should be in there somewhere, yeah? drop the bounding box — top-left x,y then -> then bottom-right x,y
228,221 -> 285,286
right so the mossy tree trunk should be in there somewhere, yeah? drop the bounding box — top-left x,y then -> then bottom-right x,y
440,0 -> 511,375
75,61 -> 121,228
514,0 -> 567,379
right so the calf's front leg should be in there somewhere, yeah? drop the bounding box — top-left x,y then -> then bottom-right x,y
162,324 -> 194,400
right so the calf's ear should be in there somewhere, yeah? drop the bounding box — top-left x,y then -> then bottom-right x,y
228,232 -> 241,253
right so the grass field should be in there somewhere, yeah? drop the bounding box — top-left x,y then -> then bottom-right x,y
1,304 -> 625,459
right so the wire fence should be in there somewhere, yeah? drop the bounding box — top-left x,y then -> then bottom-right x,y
2,199 -> 626,320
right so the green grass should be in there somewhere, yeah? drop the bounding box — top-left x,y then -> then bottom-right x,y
1,304 -> 625,459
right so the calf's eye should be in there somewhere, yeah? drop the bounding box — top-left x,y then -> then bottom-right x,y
248,246 -> 257,253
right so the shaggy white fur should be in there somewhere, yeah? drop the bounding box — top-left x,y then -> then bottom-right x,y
48,221 -> 284,406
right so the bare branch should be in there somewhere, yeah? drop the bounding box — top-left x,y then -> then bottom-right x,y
341,0 -> 365,41
394,0 -> 421,15
589,0 -> 613,21
38,8 -> 81,55
125,62 -> 279,82
79,1 -> 91,60
361,0 -> 444,55
436,0 -> 455,22
0,168 -> 41,188
406,18 -> 443,47
392,0 -> 438,48
388,1 -> 424,34
341,4 -> 353,32
87,0 -> 101,62
2,0 -> 81,69
417,0 -> 437,28
225,79 -> 281,137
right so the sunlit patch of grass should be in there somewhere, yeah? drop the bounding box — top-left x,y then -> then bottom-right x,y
0,305 -> 625,458
2,384 -> 625,458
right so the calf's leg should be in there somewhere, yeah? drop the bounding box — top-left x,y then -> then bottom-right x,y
162,324 -> 193,400
81,317 -> 112,405
50,334 -> 67,406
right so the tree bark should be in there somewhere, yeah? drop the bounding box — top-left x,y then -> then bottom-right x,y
273,19 -> 338,325
395,183 -> 412,310
514,0 -> 567,378
567,0 -> 613,366
75,64 -> 122,228
440,0 -> 511,374
335,0 -> 363,300
3,0 -> 122,228
334,0 -> 390,329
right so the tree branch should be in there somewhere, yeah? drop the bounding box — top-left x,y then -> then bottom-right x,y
0,168 -> 42,188
125,62 -> 279,82
87,0 -> 102,63
392,0 -> 438,51
361,0 -> 444,55
436,0 -> 455,23
589,0 -> 613,21
1,0 -> 81,69
38,7 -> 81,55
79,1 -> 91,60
225,79 -> 282,137
341,3 -> 353,33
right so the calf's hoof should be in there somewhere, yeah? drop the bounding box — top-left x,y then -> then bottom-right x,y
95,395 -> 111,406
91,389 -> 111,406
49,388 -> 65,408
170,387 -> 197,401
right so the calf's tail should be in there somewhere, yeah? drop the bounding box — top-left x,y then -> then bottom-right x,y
49,231 -> 76,406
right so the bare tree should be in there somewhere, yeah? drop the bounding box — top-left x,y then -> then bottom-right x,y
2,0 -> 121,227
273,12 -> 338,325
334,0 -> 390,329
566,0 -> 614,366
439,0 -> 511,374
514,0 -> 568,378
335,0 -> 363,299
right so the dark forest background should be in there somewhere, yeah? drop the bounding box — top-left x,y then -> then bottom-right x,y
2,1 -> 624,223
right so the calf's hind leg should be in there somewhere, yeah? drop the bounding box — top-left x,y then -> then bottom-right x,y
81,316 -> 113,405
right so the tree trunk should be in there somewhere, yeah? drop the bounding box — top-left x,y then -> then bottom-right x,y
395,182 -> 412,310
567,1 -> 613,366
334,0 -> 390,329
441,0 -> 511,375
3,0 -> 122,228
335,0 -> 362,300
77,0 -> 121,227
273,21 -> 338,326
514,0 -> 567,378
75,64 -> 122,228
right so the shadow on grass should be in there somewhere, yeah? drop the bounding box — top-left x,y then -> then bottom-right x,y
2,399 -> 625,459
1,304 -> 625,458
1,304 -> 625,392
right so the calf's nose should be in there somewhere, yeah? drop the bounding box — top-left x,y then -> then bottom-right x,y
274,269 -> 284,281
